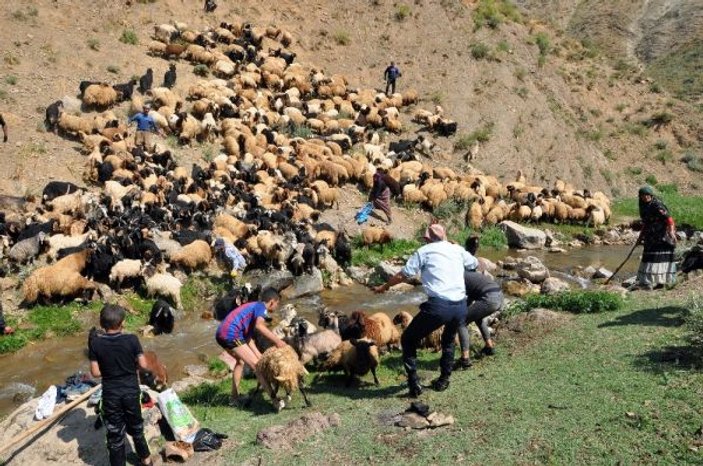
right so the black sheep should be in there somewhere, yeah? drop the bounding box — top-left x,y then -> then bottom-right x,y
139,68 -> 153,94
681,246 -> 703,274
42,181 -> 80,203
113,79 -> 137,102
163,64 -> 177,89
388,139 -> 415,154
302,242 -> 316,273
44,100 -> 64,133
172,229 -> 211,246
436,119 -> 458,137
17,219 -> 57,241
149,299 -> 175,335
333,231 -> 352,267
204,0 -> 218,13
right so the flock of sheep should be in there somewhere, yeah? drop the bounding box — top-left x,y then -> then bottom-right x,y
0,16 -> 615,313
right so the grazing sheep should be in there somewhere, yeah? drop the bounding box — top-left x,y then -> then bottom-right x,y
8,232 -> 46,264
169,239 -> 212,270
321,338 -> 380,386
83,84 -> 119,108
255,345 -> 311,411
23,265 -> 98,305
109,258 -> 143,289
58,113 -> 94,137
42,181 -> 80,203
291,319 -> 342,366
46,231 -> 94,260
361,227 -> 392,246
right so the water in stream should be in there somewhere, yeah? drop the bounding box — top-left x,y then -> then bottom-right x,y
0,244 -> 640,418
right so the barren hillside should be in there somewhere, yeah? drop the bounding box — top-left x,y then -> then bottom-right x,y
0,0 -> 701,199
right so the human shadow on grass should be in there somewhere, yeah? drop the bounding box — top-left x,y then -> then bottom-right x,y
598,306 -> 689,329
307,373 -> 406,400
633,344 -> 703,374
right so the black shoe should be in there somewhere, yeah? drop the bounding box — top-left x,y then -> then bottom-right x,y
480,347 -> 495,357
408,383 -> 423,398
453,358 -> 473,370
431,377 -> 450,392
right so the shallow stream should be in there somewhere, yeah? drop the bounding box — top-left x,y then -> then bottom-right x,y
0,244 -> 639,418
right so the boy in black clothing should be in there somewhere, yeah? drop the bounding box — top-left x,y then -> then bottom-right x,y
89,304 -> 156,466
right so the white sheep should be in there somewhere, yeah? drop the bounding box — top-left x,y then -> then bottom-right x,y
109,259 -> 143,289
46,231 -> 94,260
145,270 -> 183,309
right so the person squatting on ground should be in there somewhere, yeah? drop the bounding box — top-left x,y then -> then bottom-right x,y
89,304 -> 157,466
128,105 -> 158,150
375,223 -> 478,397
384,62 -> 402,95
633,185 -> 677,290
0,112 -> 8,142
214,237 -> 247,279
215,287 -> 287,405
369,168 -> 393,224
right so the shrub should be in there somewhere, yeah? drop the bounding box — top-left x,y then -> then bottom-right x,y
395,4 -> 411,21
654,139 -> 668,150
615,103 -> 627,112
506,290 -> 624,316
193,64 -> 209,77
497,40 -> 510,53
625,166 -> 643,176
106,65 -> 120,74
623,122 -> 647,136
351,237 -> 420,267
5,75 -> 17,86
649,82 -> 662,93
119,29 -> 139,45
471,42 -> 491,60
473,0 -> 521,30
514,86 -> 529,98
645,174 -> 658,186
644,112 -> 673,128
429,90 -> 443,104
288,123 -> 312,139
681,152 -> 703,172
87,38 -> 100,51
454,122 -> 494,150
433,199 -> 465,219
535,33 -> 550,55
658,183 -> 678,195
685,296 -> 703,349
333,30 -> 350,46
514,67 -> 527,82
655,149 -> 673,164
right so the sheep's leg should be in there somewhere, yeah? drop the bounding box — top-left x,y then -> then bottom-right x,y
371,367 -> 380,387
299,384 -> 312,407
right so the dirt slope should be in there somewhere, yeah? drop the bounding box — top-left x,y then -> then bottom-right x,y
0,0 -> 701,200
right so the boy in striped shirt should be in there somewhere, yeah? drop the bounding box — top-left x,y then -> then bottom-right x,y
215,287 -> 287,405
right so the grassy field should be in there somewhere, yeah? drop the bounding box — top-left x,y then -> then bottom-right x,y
612,191 -> 703,228
182,291 -> 703,465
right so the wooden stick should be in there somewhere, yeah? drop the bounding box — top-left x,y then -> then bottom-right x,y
0,384 -> 101,456
604,243 -> 639,285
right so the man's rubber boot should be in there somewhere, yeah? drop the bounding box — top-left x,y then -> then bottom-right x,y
408,374 -> 423,398
431,376 -> 450,392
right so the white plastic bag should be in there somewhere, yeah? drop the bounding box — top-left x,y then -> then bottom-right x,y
157,388 -> 200,442
35,385 -> 57,421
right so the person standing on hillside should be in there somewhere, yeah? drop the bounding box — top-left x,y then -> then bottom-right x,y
128,105 -> 158,150
369,168 -> 393,224
0,113 -> 8,142
374,223 -> 478,397
632,185 -> 677,290
384,62 -> 402,95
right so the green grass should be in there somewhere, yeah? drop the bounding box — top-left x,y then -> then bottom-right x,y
453,121 -> 494,150
473,0 -> 521,29
449,225 -> 507,251
612,191 -> 703,228
193,64 -> 209,77
395,4 -> 411,21
470,42 -> 491,60
5,75 -> 17,86
505,290 -> 624,317
351,237 -> 420,267
333,30 -> 351,46
647,41 -> 703,101
181,293 -> 703,465
681,151 -> 703,172
0,302 -> 101,354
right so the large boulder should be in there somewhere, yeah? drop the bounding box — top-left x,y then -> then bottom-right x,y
346,266 -> 371,284
502,279 -> 540,297
500,221 -> 546,250
247,269 -> 295,291
516,256 -> 550,283
477,256 -> 498,274
372,261 -> 403,282
281,268 -> 324,299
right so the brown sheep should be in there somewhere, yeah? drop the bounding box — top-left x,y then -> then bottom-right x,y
255,345 -> 311,411
361,227 -> 392,246
169,240 -> 212,270
392,311 -> 443,352
350,311 -> 399,351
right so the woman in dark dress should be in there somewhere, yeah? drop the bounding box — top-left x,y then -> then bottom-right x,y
370,168 -> 393,224
634,186 -> 677,289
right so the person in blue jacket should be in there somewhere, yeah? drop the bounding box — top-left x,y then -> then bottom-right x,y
384,62 -> 402,95
128,105 -> 159,150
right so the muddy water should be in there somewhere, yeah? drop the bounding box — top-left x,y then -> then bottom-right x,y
0,244 -> 640,418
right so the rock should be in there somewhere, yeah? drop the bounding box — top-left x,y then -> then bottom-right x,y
256,412 -> 341,450
593,267 -> 613,279
516,256 -> 550,283
600,284 -> 628,297
396,412 -> 430,429
183,365 -> 208,377
373,261 -> 402,282
603,229 -> 621,243
319,254 -> 340,274
426,411 -> 455,428
541,277 -> 571,294
500,221 -> 546,250
281,268 -> 324,299
622,276 -> 637,287
390,283 -> 415,292
582,266 -> 597,278
502,279 -> 538,297
477,256 -> 497,274
568,239 -> 585,248
500,256 -> 518,270
247,269 -> 295,291
346,266 -> 371,284
527,308 -> 563,322
548,247 -> 567,253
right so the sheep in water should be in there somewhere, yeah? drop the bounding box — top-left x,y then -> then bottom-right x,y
254,345 -> 311,412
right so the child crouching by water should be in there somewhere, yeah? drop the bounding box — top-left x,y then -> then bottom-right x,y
215,287 -> 288,405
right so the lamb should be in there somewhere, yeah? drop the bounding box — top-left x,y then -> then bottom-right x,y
586,205 -> 606,228
45,100 -> 64,133
169,239 -> 212,270
255,345 -> 311,411
149,299 -> 176,335
139,351 -> 169,391
109,258 -> 143,290
8,232 -> 46,264
291,319 -> 342,366
311,184 -> 339,209
393,311 -> 442,352
144,268 -> 183,309
83,84 -> 119,108
139,68 -> 153,94
318,309 -> 360,340
361,227 -> 392,246
163,64 -> 177,88
321,338 -> 380,386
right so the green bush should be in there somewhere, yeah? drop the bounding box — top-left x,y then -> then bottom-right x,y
87,38 -> 100,51
106,65 -> 120,74
193,64 -> 209,77
655,149 -> 673,164
352,237 -> 420,267
473,0 -> 521,29
5,75 -> 17,86
506,291 -> 624,316
645,174 -> 658,186
534,32 -> 550,56
654,139 -> 668,150
471,42 -> 491,60
657,183 -> 678,195
433,199 -> 465,219
333,31 -> 350,46
685,296 -> 703,349
681,152 -> 703,172
395,4 -> 412,21
644,112 -> 673,128
119,29 -> 139,45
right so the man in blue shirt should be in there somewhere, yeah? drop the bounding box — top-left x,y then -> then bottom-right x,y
375,223 -> 478,397
384,62 -> 402,95
128,104 -> 158,150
